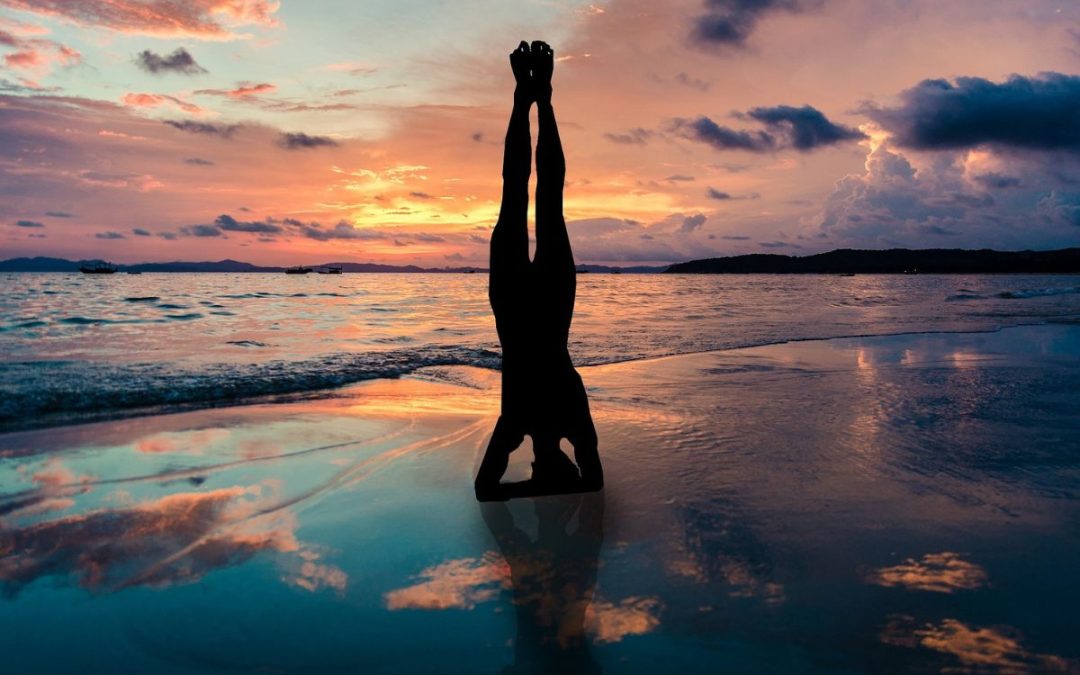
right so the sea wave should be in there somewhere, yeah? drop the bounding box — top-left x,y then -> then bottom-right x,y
0,345 -> 500,432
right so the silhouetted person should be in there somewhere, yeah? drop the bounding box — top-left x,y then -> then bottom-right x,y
482,493 -> 605,674
475,41 -> 603,501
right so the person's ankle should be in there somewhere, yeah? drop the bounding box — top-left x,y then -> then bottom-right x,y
535,85 -> 552,106
514,86 -> 534,106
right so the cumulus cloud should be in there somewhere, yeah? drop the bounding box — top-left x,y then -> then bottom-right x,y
135,47 -> 206,75
0,0 -> 281,39
283,219 -> 387,241
672,105 -> 862,153
680,213 -> 708,233
690,0 -> 821,48
745,104 -> 865,150
865,73 -> 1080,153
278,132 -> 339,150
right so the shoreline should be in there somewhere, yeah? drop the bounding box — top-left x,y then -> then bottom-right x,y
4,319 -> 1078,435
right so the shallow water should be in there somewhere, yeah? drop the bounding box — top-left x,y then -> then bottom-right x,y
0,325 -> 1077,674
2,272 -> 1080,430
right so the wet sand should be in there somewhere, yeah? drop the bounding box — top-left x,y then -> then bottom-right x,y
1,324 -> 1078,674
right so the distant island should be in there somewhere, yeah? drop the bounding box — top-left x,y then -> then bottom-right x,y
0,256 -> 670,274
666,248 -> 1080,274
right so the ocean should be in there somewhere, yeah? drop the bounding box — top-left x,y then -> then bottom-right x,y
2,272 -> 1079,431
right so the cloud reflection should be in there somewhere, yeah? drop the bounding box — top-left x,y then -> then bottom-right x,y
866,552 -> 988,593
0,483 -> 316,595
881,615 -> 1075,674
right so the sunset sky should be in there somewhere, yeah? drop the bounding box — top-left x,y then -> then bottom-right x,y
1,0 -> 1078,266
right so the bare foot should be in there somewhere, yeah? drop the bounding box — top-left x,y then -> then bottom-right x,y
509,41 -> 532,102
530,40 -> 553,104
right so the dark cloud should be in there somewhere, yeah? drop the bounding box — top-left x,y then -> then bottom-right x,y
672,104 -> 862,153
14,220 -> 44,228
471,131 -> 484,142
721,235 -> 751,240
680,213 -> 708,233
278,132 -> 339,150
164,120 -> 239,137
745,104 -> 864,150
691,0 -> 820,48
95,231 -> 125,239
865,73 -> 1080,152
45,211 -> 73,218
409,191 -> 434,199
135,47 -> 207,75
707,187 -> 732,200
665,174 -> 695,182
157,232 -> 178,240
672,116 -> 775,151
284,219 -> 387,241
674,72 -> 710,91
213,214 -> 281,234
180,224 -> 222,237
973,172 -> 1021,189
183,157 -> 214,166
604,128 -> 655,145
413,232 -> 445,242
759,241 -> 801,248
132,228 -> 151,236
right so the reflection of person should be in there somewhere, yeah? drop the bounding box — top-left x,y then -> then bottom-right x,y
482,493 -> 605,675
475,41 -> 603,501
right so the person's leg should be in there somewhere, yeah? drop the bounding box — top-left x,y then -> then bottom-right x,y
530,41 -> 576,339
478,42 -> 534,497
488,41 -> 533,321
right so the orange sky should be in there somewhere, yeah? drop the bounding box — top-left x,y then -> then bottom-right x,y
2,0 -> 1079,265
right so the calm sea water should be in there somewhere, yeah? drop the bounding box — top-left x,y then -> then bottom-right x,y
2,272 -> 1079,430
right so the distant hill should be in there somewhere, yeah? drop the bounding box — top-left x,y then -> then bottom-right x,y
666,248 -> 1080,274
0,257 -> 486,273
576,264 -> 667,274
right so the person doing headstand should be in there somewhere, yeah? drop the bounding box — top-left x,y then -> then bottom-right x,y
475,41 -> 603,501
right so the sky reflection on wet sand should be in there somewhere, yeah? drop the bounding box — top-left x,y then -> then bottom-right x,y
1,325 -> 1078,673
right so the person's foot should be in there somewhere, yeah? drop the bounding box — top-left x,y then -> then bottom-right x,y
510,41 -> 532,102
530,40 -> 553,104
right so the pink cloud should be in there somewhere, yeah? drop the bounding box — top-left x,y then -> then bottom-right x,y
0,0 -> 281,39
0,28 -> 80,72
121,92 -> 207,115
196,81 -> 277,98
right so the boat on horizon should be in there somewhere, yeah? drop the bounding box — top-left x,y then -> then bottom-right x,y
79,262 -> 118,274
316,265 -> 343,274
285,266 -> 313,275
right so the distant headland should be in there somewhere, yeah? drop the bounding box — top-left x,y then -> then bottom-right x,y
666,248 -> 1080,274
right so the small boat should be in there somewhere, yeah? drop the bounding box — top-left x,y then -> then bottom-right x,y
285,266 -> 313,275
316,265 -> 343,275
79,262 -> 117,274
